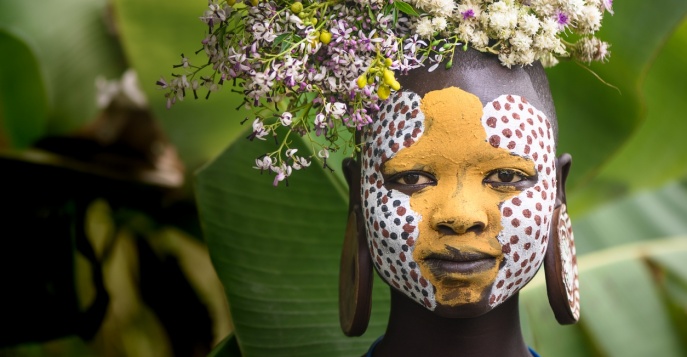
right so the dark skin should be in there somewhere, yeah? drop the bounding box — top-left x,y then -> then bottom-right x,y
343,49 -> 572,357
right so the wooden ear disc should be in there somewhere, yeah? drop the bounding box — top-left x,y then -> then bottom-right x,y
339,206 -> 373,336
544,204 -> 580,325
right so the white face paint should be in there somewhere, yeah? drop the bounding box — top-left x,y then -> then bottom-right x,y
361,89 -> 557,313
481,94 -> 557,307
360,92 -> 435,309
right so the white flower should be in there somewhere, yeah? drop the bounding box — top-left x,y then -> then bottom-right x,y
431,17 -> 447,32
314,113 -> 328,134
285,148 -> 298,157
292,156 -> 311,170
253,156 -> 272,171
498,51 -> 517,69
486,2 -> 518,39
288,15 -> 303,25
280,112 -> 293,126
415,17 -> 434,38
325,102 -> 347,119
562,0 -> 586,19
510,31 -> 533,52
251,119 -> 269,140
318,148 -> 330,159
578,5 -> 602,34
272,164 -> 292,186
539,53 -> 560,68
519,13 -> 541,36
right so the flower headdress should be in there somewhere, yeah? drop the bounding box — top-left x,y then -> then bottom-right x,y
159,0 -> 612,186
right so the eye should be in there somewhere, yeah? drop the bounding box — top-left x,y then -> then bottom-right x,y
385,171 -> 436,192
394,173 -> 433,185
484,169 -> 531,186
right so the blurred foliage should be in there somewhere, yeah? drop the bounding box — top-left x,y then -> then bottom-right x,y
1,0 -> 687,356
521,237 -> 687,357
112,0 -> 245,171
0,30 -> 48,148
0,0 -> 126,138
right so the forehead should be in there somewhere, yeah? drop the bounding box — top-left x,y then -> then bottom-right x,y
481,94 -> 555,170
365,89 -> 555,167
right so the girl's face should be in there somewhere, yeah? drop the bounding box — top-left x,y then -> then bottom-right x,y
360,87 -> 557,316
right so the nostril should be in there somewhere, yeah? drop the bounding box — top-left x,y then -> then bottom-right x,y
437,224 -> 456,236
436,221 -> 485,235
465,222 -> 485,234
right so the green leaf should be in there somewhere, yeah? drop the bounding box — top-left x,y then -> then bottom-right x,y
195,131 -> 389,356
0,0 -> 126,134
521,238 -> 687,356
208,334 -> 242,357
273,33 -> 291,47
113,0 -> 245,170
0,30 -> 48,148
572,180 -> 687,255
569,16 -> 687,213
393,1 -> 419,17
547,1 -> 687,214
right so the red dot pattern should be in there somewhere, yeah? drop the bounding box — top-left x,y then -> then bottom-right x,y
360,92 -> 436,310
482,94 -> 558,308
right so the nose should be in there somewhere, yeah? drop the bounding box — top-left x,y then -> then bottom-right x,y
430,185 -> 488,235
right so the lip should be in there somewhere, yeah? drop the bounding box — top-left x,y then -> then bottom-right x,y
422,247 -> 497,276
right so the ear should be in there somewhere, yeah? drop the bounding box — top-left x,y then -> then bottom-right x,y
555,153 -> 572,206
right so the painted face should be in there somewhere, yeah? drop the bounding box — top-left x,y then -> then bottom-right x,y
360,87 -> 557,315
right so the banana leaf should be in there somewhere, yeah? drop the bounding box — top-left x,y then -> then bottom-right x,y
109,0 -> 687,355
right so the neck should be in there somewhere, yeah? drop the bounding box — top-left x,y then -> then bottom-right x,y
373,289 -> 531,357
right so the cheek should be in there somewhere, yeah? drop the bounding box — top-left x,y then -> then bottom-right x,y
359,91 -> 437,310
482,94 -> 558,307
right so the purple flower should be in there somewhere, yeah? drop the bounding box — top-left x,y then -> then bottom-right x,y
461,9 -> 475,20
556,11 -> 570,29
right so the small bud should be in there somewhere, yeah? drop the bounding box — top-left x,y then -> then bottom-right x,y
377,85 -> 391,100
384,57 -> 393,67
383,69 -> 395,85
290,2 -> 303,14
320,30 -> 332,45
249,0 -> 259,6
357,75 -> 368,89
389,80 -> 400,91
225,0 -> 236,5
445,60 -> 453,69
311,18 -> 318,25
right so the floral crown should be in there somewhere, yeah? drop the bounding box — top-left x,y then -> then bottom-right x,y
159,0 -> 612,186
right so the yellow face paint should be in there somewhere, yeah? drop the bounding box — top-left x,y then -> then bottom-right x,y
383,87 -> 535,306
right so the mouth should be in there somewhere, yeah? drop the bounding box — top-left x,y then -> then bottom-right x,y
422,247 -> 497,276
